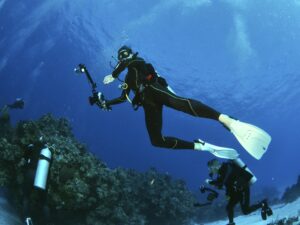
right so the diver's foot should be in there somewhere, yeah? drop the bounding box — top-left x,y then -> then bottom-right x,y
261,199 -> 273,220
266,207 -> 273,216
219,114 -> 236,130
194,139 -> 239,159
194,139 -> 213,152
227,222 -> 235,225
261,199 -> 269,209
261,209 -> 267,220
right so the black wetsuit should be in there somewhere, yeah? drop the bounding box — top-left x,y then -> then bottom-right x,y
106,56 -> 220,150
209,162 -> 262,224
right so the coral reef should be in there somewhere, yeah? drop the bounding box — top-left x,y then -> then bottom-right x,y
0,114 -> 197,225
267,216 -> 299,225
281,176 -> 300,203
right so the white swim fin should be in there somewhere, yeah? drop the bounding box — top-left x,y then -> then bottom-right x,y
195,139 -> 239,159
220,115 -> 271,160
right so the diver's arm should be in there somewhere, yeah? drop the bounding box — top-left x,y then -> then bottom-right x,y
106,89 -> 130,106
103,62 -> 127,85
112,61 -> 127,78
209,179 -> 223,189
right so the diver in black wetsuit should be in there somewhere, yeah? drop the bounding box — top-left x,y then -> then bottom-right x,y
21,138 -> 52,225
205,159 -> 272,225
0,98 -> 25,137
96,46 -> 239,158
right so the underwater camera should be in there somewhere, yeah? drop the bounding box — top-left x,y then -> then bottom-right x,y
193,185 -> 219,208
200,185 -> 219,202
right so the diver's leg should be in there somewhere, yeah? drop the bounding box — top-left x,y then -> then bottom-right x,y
148,83 -> 241,130
144,86 -> 239,158
240,187 -> 262,215
226,193 -> 239,224
38,189 -> 51,225
143,103 -> 194,149
149,84 -> 220,120
23,169 -> 35,223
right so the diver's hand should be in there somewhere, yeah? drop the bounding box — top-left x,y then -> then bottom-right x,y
89,92 -> 101,106
89,92 -> 112,111
96,92 -> 112,111
103,74 -> 115,84
100,100 -> 112,111
205,179 -> 212,185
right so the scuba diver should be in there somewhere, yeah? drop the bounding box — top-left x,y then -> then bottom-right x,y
85,46 -> 271,160
7,98 -> 25,109
0,98 -> 25,121
205,159 -> 273,225
21,137 -> 53,225
0,98 -> 25,138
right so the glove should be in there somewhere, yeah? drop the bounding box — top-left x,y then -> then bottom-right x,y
89,92 -> 112,111
103,74 -> 115,84
89,92 -> 100,105
99,100 -> 112,111
200,185 -> 206,193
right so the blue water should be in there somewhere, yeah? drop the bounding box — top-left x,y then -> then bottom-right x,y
1,0 -> 300,192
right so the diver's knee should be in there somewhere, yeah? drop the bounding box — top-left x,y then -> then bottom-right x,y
241,207 -> 250,215
150,138 -> 164,147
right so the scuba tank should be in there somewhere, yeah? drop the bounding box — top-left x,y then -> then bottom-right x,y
25,217 -> 34,225
33,147 -> 52,190
233,158 -> 257,184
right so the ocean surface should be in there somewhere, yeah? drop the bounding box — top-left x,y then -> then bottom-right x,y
1,0 -> 300,194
